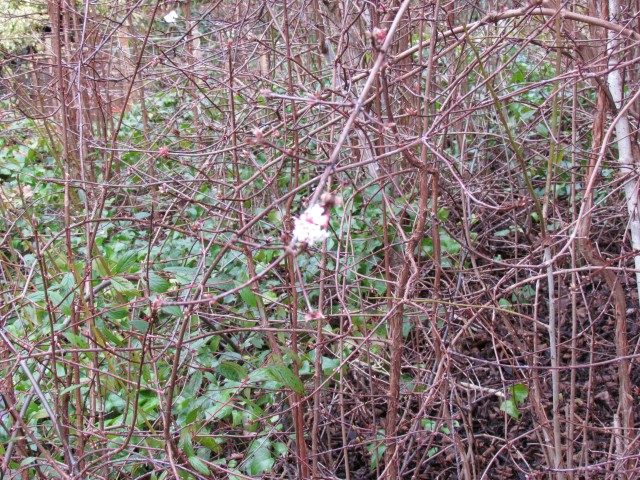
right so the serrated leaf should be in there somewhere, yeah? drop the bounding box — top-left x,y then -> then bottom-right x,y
188,456 -> 210,475
93,258 -> 111,278
28,290 -> 72,315
265,365 -> 304,394
367,438 -> 386,471
48,290 -> 64,307
402,320 -> 413,338
148,273 -> 170,293
56,272 -> 76,296
27,291 -> 46,303
113,250 -> 139,274
216,362 -> 247,382
278,346 -> 301,367
110,276 -> 139,296
31,408 -> 50,420
322,356 -> 341,375
273,441 -> 287,456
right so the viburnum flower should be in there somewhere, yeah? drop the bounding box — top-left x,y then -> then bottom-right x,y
292,204 -> 330,245
163,10 -> 179,23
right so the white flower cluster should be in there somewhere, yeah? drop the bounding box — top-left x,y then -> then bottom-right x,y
163,10 -> 179,23
292,204 -> 330,245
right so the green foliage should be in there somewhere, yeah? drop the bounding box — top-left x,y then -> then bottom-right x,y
0,0 -> 46,52
500,384 -> 529,420
367,430 -> 386,471
0,1 -> 628,476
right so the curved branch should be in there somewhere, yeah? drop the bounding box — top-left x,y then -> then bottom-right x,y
393,4 -> 640,65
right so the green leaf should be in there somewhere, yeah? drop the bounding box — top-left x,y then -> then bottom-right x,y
148,273 -> 170,293
96,319 -> 124,346
367,435 -> 386,471
249,367 -> 273,383
440,233 -> 461,255
188,456 -> 210,475
110,276 -> 139,296
421,418 -> 436,431
511,384 -> 529,404
265,365 -> 304,394
197,436 -> 222,454
93,258 -> 111,278
498,298 -> 511,307
131,319 -> 149,334
216,362 -> 247,382
179,430 -> 196,457
56,272 -> 76,296
262,291 -> 278,304
273,442 -> 287,456
105,307 -> 129,321
278,346 -> 301,367
500,398 -> 520,419
244,438 -> 274,476
402,319 -> 413,338
161,305 -> 183,317
64,332 -> 88,349
164,266 -> 199,284
321,356 -> 340,375
20,457 -> 37,467
184,370 -> 203,397
114,250 -> 139,274
239,287 -> 257,308
27,290 -> 71,316
59,384 -> 83,396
